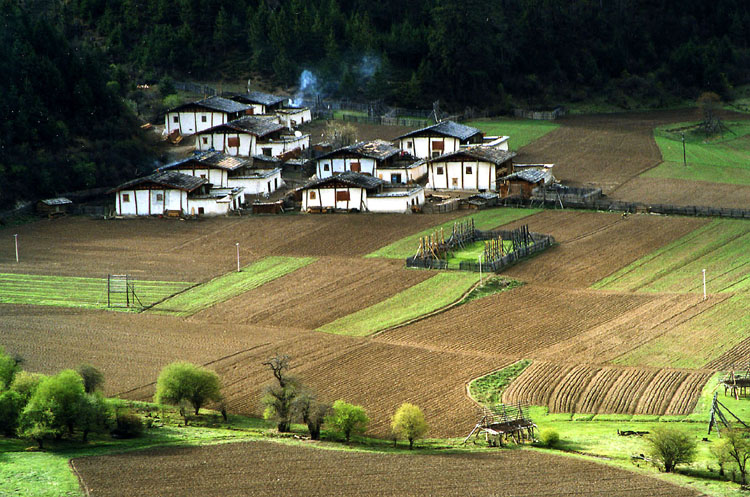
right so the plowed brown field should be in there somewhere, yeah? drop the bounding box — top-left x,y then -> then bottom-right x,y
502,361 -> 712,415
0,213 -> 461,280
192,257 -> 433,329
71,441 -> 701,497
611,177 -> 750,209
705,335 -> 750,370
375,285 -> 655,358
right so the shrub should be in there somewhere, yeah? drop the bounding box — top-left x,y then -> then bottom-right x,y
154,362 -> 222,415
0,390 -> 24,436
325,400 -> 369,443
261,355 -> 298,433
77,364 -> 104,394
76,393 -> 112,442
293,391 -> 328,440
645,426 -> 697,472
0,346 -> 21,389
539,428 -> 560,448
22,370 -> 85,437
111,411 -> 143,439
391,403 -> 428,449
10,371 -> 45,402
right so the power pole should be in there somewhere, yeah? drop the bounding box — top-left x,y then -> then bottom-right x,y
682,133 -> 687,167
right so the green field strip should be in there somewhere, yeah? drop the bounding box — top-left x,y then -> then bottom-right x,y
149,256 -> 315,317
366,208 -> 541,259
445,239 -> 516,265
465,119 -> 559,150
645,121 -> 750,185
0,273 -> 190,310
593,220 -> 750,294
612,294 -> 750,369
316,271 -> 479,337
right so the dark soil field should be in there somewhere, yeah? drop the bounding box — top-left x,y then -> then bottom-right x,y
71,440 -> 701,497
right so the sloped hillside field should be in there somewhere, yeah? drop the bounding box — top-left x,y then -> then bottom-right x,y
71,441 -> 700,497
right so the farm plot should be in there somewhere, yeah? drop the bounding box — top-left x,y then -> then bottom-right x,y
366,207 -> 540,259
71,441 -> 700,497
594,219 -> 750,294
124,332 -> 511,438
0,273 -> 189,310
609,176 -> 750,209
192,257 -> 433,329
376,285 -> 656,359
149,256 -> 315,317
465,118 -> 560,149
501,212 -> 706,288
502,361 -> 712,415
0,305 -> 303,397
316,271 -> 479,336
0,214 -> 462,280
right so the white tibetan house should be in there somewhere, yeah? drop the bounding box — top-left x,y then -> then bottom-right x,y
111,171 -> 243,217
228,91 -> 287,115
158,151 -> 283,202
395,121 -> 484,159
195,116 -> 309,158
276,107 -> 312,129
300,171 -> 423,214
426,147 -> 516,192
164,96 -> 251,136
314,140 -> 424,184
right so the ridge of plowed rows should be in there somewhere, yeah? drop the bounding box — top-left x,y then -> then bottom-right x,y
536,293 -> 721,363
375,285 -> 651,358
705,335 -> 750,370
190,258 -> 432,329
71,440 -> 701,497
503,361 -> 711,415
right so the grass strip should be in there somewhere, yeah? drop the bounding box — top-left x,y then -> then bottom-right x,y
0,273 -> 189,311
468,359 -> 532,406
366,207 -> 541,260
317,271 -> 479,336
149,256 -> 315,317
465,118 -> 559,150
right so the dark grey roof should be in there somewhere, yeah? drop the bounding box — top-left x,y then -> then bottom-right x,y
160,151 -> 252,172
168,96 -> 250,114
396,120 -> 482,141
316,140 -> 402,162
40,197 -> 72,206
112,171 -> 206,193
302,171 -> 385,191
428,147 -> 517,165
197,116 -> 285,138
231,91 -> 286,107
501,169 -> 552,184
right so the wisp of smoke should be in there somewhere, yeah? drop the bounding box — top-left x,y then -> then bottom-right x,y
291,70 -> 318,107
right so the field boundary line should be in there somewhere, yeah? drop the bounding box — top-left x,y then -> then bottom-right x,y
113,342 -> 272,399
369,277 -> 484,337
69,460 -> 91,497
138,281 -> 202,313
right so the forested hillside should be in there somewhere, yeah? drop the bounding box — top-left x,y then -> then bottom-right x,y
0,1 -> 154,209
71,0 -> 750,108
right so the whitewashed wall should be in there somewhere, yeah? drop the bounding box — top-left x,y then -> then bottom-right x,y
170,167 -> 228,187
427,160 -> 496,191
257,134 -> 310,157
315,157 -> 377,178
398,136 -> 460,159
368,189 -> 424,213
277,108 -> 312,128
165,111 -> 229,135
229,170 -> 283,195
196,133 -> 256,157
116,189 -> 186,216
301,187 -> 366,211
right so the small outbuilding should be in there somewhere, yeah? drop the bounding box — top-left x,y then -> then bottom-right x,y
36,197 -> 72,217
499,169 -> 554,198
228,91 -> 287,115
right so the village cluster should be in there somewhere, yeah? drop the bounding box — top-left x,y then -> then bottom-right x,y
111,89 -> 555,217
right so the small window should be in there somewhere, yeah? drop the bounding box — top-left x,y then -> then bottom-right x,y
431,151 -> 441,158
466,166 -> 473,174
122,193 -> 130,202
200,174 -> 207,179
350,161 -> 361,172
172,116 -> 178,123
201,115 -> 207,123
227,137 -> 240,148
452,178 -> 459,186
198,207 -> 205,215
323,164 -> 330,171
310,191 -> 317,200
436,166 -> 444,175
301,117 -> 305,123
155,193 -> 163,202
262,147 -> 272,156
406,141 -> 413,149
336,191 -> 350,201
202,137 -> 208,145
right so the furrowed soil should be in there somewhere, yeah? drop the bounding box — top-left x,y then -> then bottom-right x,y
192,257 -> 433,329
0,213 -> 462,280
71,440 -> 700,497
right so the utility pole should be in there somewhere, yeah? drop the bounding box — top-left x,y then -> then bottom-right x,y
13,234 -> 18,263
236,243 -> 240,272
682,133 -> 687,167
702,269 -> 707,300
478,255 -> 482,286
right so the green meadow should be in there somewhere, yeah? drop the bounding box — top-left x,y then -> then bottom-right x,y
644,121 -> 750,185
466,118 -> 560,149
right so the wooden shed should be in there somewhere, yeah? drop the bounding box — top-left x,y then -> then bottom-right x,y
499,169 -> 554,198
37,197 -> 72,217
